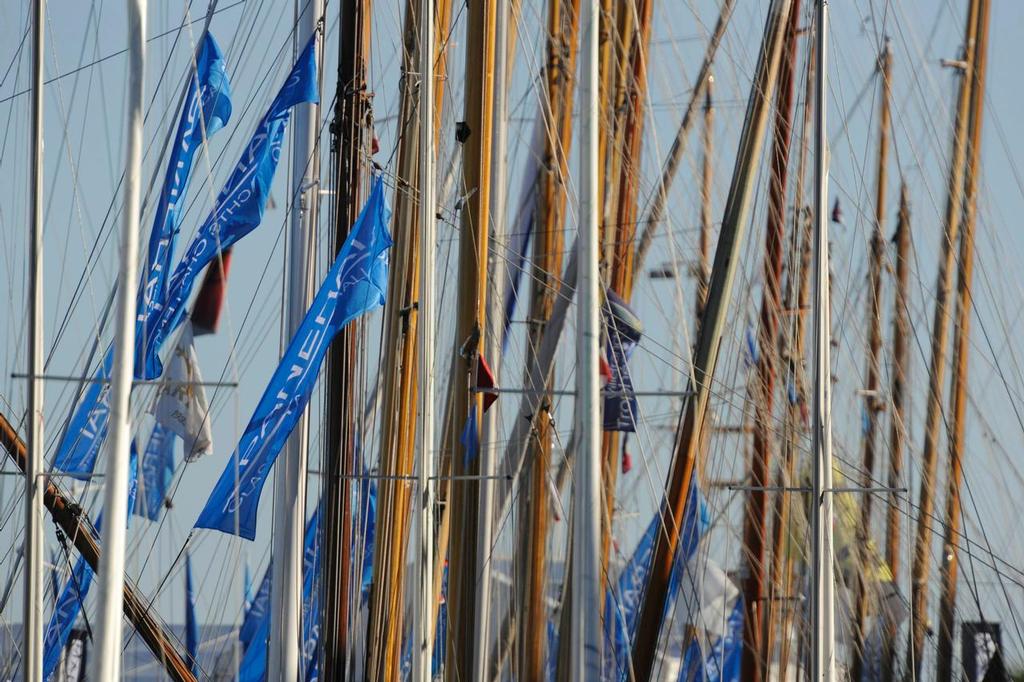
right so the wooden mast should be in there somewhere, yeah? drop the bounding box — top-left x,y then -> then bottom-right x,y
629,3 -> 792,678
769,35 -> 815,679
322,0 -> 372,677
445,0 -> 498,675
516,0 -> 581,677
851,40 -> 892,682
882,184 -> 911,682
697,75 -> 714,326
0,412 -> 198,682
907,0 -> 980,674
937,1 -> 990,678
740,1 -> 800,676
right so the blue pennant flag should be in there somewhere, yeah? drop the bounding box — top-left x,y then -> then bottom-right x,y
459,408 -> 480,467
240,562 -> 272,651
237,508 -> 320,682
52,33 -> 232,478
135,423 -> 177,520
185,552 -> 201,677
195,179 -> 391,539
355,475 -> 377,602
139,35 -> 320,380
43,446 -> 139,680
605,483 -> 709,679
678,597 -> 743,682
603,290 -> 643,432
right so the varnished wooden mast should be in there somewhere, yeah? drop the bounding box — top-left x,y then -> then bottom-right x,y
322,1 -> 373,678
740,2 -> 800,676
882,184 -> 911,682
516,0 -> 581,677
937,1 -> 990,678
697,75 -> 714,326
445,0 -> 498,675
629,3 -> 792,678
907,0 -> 981,675
771,39 -> 815,680
851,41 -> 892,682
0,412 -> 197,682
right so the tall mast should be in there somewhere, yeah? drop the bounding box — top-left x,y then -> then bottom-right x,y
908,0 -> 980,674
517,0 -> 579,676
571,0 -> 601,679
937,1 -> 990,678
322,0 -> 371,676
414,0 -> 436,678
772,47 -> 815,675
24,0 -> 46,678
851,40 -> 892,682
92,0 -> 144,678
629,2 -> 793,678
269,5 -> 321,681
882,184 -> 911,682
740,1 -> 800,675
697,75 -> 714,326
809,1 -> 836,678
444,0 -> 498,675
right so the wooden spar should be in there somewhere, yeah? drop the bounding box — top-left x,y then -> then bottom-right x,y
882,184 -> 911,682
0,412 -> 197,682
629,2 -> 792,679
773,41 -> 815,680
322,0 -> 372,677
697,75 -> 714,327
444,0 -> 498,675
937,1 -> 990,678
774,38 -> 815,679
365,0 -> 421,678
633,0 -> 737,276
851,41 -> 892,682
517,0 -> 581,677
740,1 -> 799,676
908,0 -> 980,675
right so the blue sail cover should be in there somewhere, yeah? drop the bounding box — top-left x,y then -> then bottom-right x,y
135,423 -> 176,520
195,178 -> 391,539
185,552 -> 201,677
604,483 -> 710,679
139,35 -> 319,380
52,33 -> 233,477
677,597 -> 743,682
42,447 -> 139,680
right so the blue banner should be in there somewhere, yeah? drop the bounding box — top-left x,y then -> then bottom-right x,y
185,552 -> 201,677
135,423 -> 177,520
237,508 -> 320,682
43,447 -> 138,680
678,597 -> 743,682
52,33 -> 232,478
240,563 -> 272,651
195,178 -> 391,539
602,290 -> 643,432
139,35 -> 320,380
605,483 -> 709,679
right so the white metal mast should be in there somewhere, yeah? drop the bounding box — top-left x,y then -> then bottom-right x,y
570,0 -> 602,679
475,0 -> 510,677
268,3 -> 322,680
91,0 -> 145,679
810,1 -> 837,680
413,0 -> 436,677
24,0 -> 46,678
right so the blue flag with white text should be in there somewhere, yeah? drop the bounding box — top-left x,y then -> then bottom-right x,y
602,290 -> 643,432
135,423 -> 176,520
42,447 -> 138,680
195,178 -> 391,539
52,33 -> 232,477
678,597 -> 743,682
139,35 -> 319,380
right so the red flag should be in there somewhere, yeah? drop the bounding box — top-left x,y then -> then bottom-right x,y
477,354 -> 498,412
622,450 -> 633,474
191,248 -> 232,335
599,355 -> 613,384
